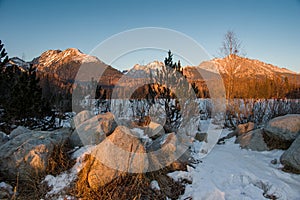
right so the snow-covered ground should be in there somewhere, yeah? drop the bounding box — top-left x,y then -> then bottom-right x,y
41,121 -> 300,200
172,135 -> 300,200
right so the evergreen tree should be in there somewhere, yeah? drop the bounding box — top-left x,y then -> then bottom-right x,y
4,64 -> 52,129
150,50 -> 192,132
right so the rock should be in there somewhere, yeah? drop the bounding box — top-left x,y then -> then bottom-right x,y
71,110 -> 93,129
150,180 -> 160,191
70,112 -> 117,147
0,128 -> 71,180
145,122 -> 165,140
235,129 -> 269,151
280,135 -> 300,173
271,159 -> 278,165
263,114 -> 300,149
9,126 -> 30,139
0,131 -> 9,146
0,182 -> 13,199
237,122 -> 255,136
195,132 -> 208,142
147,132 -> 188,171
80,126 -> 147,189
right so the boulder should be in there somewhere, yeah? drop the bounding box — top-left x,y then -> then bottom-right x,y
263,114 -> 300,149
145,122 -> 165,140
70,112 -> 117,147
71,110 -> 93,129
236,122 -> 255,136
280,135 -> 300,173
235,129 -> 269,151
195,132 -> 208,142
9,126 -> 30,139
147,132 -> 188,171
0,182 -> 13,199
0,131 -> 9,146
0,128 -> 71,180
80,126 -> 147,189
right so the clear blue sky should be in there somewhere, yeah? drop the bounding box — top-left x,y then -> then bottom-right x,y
1,0 -> 300,72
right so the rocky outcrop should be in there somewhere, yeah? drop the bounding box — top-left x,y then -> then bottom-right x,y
70,112 -> 117,147
79,126 -> 147,189
280,135 -> 300,173
0,128 -> 71,180
263,114 -> 300,149
235,129 -> 269,151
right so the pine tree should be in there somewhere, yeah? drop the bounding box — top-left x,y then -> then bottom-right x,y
149,50 -> 192,132
4,65 -> 52,129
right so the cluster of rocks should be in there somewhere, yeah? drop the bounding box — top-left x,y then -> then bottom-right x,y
70,111 -> 190,190
0,110 -> 191,197
232,114 -> 300,173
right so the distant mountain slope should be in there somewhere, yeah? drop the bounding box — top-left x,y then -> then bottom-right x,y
5,57 -> 30,72
130,55 -> 299,98
32,48 -> 122,85
193,54 -> 300,98
204,54 -> 298,79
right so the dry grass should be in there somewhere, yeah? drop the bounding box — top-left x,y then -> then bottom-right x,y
46,139 -> 75,176
73,154 -> 185,200
9,140 -> 75,200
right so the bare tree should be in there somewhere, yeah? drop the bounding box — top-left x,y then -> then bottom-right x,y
220,30 -> 242,56
219,31 -> 244,98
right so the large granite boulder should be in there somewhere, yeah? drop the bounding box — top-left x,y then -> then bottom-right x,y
235,129 -> 269,151
9,126 -> 31,139
79,126 -> 148,190
280,135 -> 300,173
70,112 -> 117,147
0,128 -> 71,180
263,114 -> 300,149
147,132 -> 189,171
70,110 -> 93,129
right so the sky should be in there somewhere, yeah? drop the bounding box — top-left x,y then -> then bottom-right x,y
1,0 -> 300,72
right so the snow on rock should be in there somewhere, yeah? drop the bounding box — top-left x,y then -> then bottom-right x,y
168,166 -> 193,183
179,135 -> 300,200
150,180 -> 160,191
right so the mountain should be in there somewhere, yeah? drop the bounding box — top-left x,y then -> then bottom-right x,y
125,55 -> 299,98
32,48 -> 123,85
192,54 -> 300,98
200,54 -> 298,79
5,57 -> 30,72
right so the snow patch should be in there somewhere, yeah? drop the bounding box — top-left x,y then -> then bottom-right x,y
178,128 -> 300,200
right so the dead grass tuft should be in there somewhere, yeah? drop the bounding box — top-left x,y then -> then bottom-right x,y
73,154 -> 185,200
46,139 -> 76,176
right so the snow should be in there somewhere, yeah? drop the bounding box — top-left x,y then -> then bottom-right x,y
40,114 -> 300,200
150,180 -> 160,191
172,131 -> 300,200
